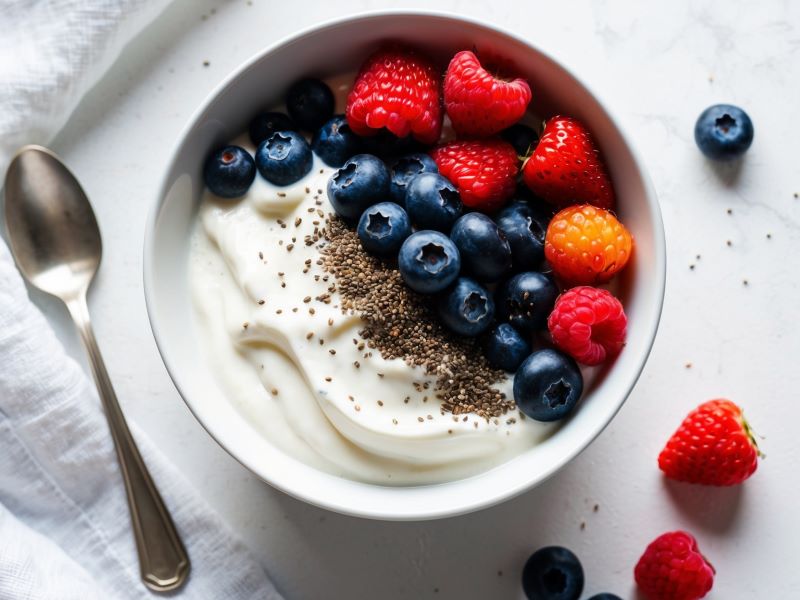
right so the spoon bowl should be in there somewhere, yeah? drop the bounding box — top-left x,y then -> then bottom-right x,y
4,146 -> 100,300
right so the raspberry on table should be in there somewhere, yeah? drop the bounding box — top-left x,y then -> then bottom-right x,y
634,531 -> 714,600
443,50 -> 532,137
345,48 -> 443,144
545,204 -> 633,285
430,139 -> 519,212
548,286 -> 627,365
658,399 -> 760,486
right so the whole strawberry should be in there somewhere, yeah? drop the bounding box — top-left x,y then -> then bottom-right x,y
430,139 -> 518,212
346,48 -> 442,145
444,50 -> 532,137
522,116 -> 615,209
634,531 -> 714,600
659,399 -> 760,486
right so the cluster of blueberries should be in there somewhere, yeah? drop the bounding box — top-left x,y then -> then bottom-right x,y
327,151 -> 584,422
202,77 -> 583,423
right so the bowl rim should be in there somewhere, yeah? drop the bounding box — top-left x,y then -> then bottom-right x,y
143,9 -> 666,520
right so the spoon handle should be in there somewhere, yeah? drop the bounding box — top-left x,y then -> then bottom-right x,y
66,293 -> 190,592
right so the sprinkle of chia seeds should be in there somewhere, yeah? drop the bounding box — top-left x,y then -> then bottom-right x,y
727,208 -> 733,215
328,318 -> 334,326
295,217 -> 302,227
317,188 -> 323,194
271,388 -> 278,395
354,361 -> 360,368
309,307 -> 316,315
685,362 -> 692,369
354,405 -> 361,412
292,307 -> 298,312
767,233 -> 772,239
325,376 -> 332,382
318,338 -> 324,345
258,251 -> 264,259
689,264 -> 695,270
306,332 -> 314,340
286,244 -> 294,252
281,282 -> 286,288
276,309 -> 282,314
258,299 -> 265,305
303,296 -> 312,303
277,192 -> 286,198
743,279 -> 749,286
305,187 -> 310,193
307,207 -> 315,213
726,240 -> 732,246
329,349 -> 336,355
593,504 -> 599,512
392,418 -> 398,425
377,400 -> 383,406
242,322 -> 249,329
417,417 -> 424,423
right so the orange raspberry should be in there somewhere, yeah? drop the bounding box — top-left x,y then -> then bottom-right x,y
544,205 -> 632,285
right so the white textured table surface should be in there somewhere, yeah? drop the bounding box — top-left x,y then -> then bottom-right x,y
37,1 -> 799,597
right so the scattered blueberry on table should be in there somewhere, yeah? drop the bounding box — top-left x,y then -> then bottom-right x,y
522,546 -> 584,600
203,145 -> 256,198
694,103 -> 754,160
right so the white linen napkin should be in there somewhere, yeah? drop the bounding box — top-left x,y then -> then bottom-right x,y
0,1 -> 283,598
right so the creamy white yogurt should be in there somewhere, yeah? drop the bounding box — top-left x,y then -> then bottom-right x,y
189,128 -> 555,484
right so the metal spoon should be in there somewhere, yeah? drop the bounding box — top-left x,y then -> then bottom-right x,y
3,145 -> 190,592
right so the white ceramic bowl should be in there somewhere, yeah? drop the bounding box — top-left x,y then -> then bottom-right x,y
144,11 -> 665,521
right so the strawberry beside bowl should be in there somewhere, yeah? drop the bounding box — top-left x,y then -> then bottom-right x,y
144,12 -> 666,520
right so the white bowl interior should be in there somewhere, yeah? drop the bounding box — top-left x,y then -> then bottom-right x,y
144,12 -> 665,520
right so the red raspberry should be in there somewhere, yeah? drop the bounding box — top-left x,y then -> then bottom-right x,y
345,48 -> 442,144
548,286 -> 626,365
658,399 -> 760,486
443,50 -> 532,137
634,531 -> 715,600
522,116 -> 615,209
430,139 -> 518,212
545,204 -> 633,285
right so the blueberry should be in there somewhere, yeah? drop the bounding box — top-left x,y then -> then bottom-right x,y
389,153 -> 438,205
514,349 -> 583,421
356,202 -> 411,256
203,145 -> 256,198
255,131 -> 313,186
501,123 -> 539,155
248,112 -> 296,146
587,595 -> 623,600
522,546 -> 585,600
327,154 -> 391,221
495,200 -> 551,271
286,78 -> 335,131
694,104 -> 754,160
450,213 -> 512,282
438,277 -> 495,337
484,323 -> 531,372
405,172 -> 463,232
312,115 -> 362,167
398,231 -> 460,294
496,272 -> 558,333
359,129 -> 427,159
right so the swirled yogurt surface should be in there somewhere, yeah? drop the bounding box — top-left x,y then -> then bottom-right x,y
189,95 -> 555,484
